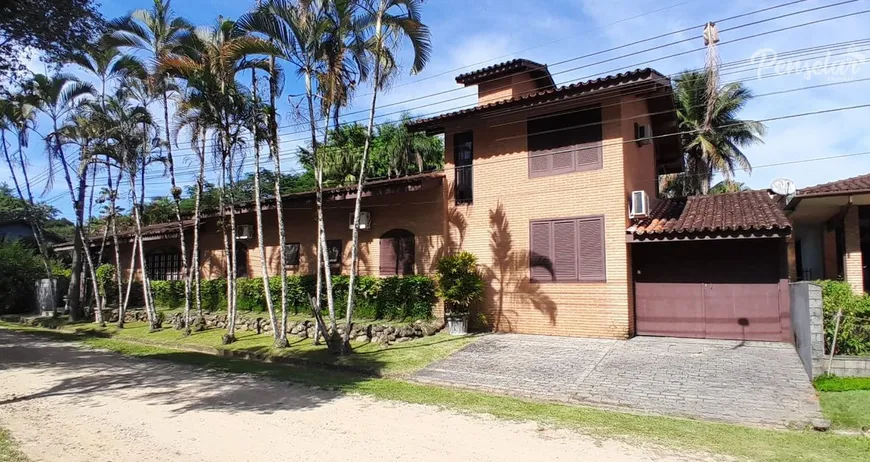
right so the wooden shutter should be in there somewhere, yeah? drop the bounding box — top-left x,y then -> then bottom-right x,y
553,220 -> 578,281
577,107 -> 603,172
551,148 -> 574,175
379,238 -> 397,276
530,221 -> 554,281
578,217 -> 606,281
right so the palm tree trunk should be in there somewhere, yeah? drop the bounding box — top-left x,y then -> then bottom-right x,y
163,93 -> 192,334
109,168 -> 124,325
188,131 -> 206,318
251,69 -> 279,342
268,54 -> 289,347
343,21 -> 384,354
121,237 -> 138,319
128,170 -> 158,331
305,71 -> 337,339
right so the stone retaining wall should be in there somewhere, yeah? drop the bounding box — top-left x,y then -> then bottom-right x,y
114,310 -> 443,345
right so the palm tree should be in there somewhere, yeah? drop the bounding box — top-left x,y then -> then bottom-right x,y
109,0 -> 195,326
69,41 -> 146,317
0,95 -> 56,286
344,0 -> 430,353
318,0 -> 369,130
670,70 -> 765,196
23,73 -> 95,321
95,94 -> 162,331
163,17 -> 275,344
238,0 -> 341,348
58,107 -> 107,325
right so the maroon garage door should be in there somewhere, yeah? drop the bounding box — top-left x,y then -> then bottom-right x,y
632,239 -> 790,342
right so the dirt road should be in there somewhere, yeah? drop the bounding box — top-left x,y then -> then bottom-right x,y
0,329 -> 719,461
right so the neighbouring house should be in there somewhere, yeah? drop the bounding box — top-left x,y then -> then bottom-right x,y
61,59 -> 799,342
0,219 -> 65,246
785,173 -> 870,295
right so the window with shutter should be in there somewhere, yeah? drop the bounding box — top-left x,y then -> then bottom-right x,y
527,106 -> 603,177
530,216 -> 606,282
379,229 -> 415,276
530,221 -> 554,281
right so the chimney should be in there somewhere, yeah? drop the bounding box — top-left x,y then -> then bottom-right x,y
455,59 -> 555,106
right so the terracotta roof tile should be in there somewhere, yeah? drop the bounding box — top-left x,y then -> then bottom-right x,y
797,173 -> 870,196
633,190 -> 791,238
408,68 -> 668,133
454,58 -> 548,85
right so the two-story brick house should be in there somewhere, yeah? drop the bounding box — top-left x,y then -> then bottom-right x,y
69,59 -> 795,342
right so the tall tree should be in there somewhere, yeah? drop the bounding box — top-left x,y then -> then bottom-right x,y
163,16 -> 274,343
69,41 -> 146,317
344,0 -> 430,353
0,0 -> 104,88
95,94 -> 162,330
669,70 -> 765,196
238,0 -> 340,349
23,73 -> 94,321
0,95 -> 53,280
58,107 -> 106,324
110,0 -> 195,328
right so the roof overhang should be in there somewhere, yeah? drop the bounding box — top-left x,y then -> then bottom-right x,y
787,191 -> 870,223
627,228 -> 790,243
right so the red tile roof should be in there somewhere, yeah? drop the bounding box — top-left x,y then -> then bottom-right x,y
455,58 -> 549,85
632,191 -> 791,239
797,173 -> 870,197
408,68 -> 669,133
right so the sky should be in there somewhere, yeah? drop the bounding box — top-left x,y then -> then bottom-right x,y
5,0 -> 870,220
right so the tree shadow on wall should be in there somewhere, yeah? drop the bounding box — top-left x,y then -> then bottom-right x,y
480,203 -> 556,331
421,207 -> 468,274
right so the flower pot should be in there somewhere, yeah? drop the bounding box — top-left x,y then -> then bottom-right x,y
446,313 -> 468,335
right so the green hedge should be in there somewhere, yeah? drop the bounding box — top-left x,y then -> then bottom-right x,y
819,280 -> 870,355
146,275 -> 436,320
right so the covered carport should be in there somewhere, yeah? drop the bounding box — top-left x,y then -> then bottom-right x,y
628,191 -> 793,342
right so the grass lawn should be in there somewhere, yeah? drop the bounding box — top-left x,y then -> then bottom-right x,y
0,428 -> 28,462
815,375 -> 870,431
21,320 -> 477,377
3,322 -> 870,461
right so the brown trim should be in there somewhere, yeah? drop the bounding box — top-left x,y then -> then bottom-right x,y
629,229 -> 790,243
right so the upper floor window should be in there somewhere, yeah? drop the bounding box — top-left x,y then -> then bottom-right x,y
146,247 -> 182,281
454,131 -> 473,204
528,106 -> 603,178
530,216 -> 606,282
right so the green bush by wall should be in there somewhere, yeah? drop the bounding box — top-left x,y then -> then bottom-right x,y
819,280 -> 870,355
144,275 -> 436,320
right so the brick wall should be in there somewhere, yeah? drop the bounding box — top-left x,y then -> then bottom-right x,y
439,94 -> 655,338
844,206 -> 864,294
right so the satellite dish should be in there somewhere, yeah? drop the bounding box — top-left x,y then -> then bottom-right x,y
770,178 -> 796,196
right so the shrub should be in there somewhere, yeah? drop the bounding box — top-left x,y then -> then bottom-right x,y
0,240 -> 43,314
135,274 -> 436,319
151,280 -> 185,309
435,251 -> 484,315
95,263 -> 117,304
819,280 -> 870,355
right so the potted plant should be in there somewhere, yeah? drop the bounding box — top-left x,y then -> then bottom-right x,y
435,251 -> 484,335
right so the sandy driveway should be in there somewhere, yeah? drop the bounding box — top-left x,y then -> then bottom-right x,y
0,329 -> 721,461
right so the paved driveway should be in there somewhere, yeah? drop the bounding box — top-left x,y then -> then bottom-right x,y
414,334 -> 822,427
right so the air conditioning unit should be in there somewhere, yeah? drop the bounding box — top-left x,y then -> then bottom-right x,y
635,123 -> 653,146
629,190 -> 650,219
236,225 -> 253,240
349,211 -> 371,230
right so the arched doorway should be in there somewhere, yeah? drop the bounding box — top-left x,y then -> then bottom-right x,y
379,229 -> 415,276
